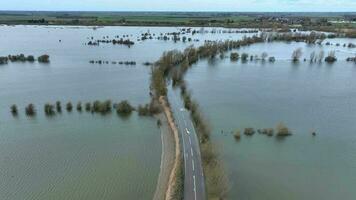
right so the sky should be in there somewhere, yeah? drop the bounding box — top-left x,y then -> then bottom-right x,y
0,0 -> 355,12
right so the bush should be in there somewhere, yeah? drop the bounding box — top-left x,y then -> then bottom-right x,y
66,102 -> 73,112
244,128 -> 255,136
25,104 -> 36,116
276,123 -> 292,137
116,100 -> 134,115
38,54 -> 50,63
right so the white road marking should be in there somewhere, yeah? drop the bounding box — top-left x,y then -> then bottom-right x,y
193,175 -> 197,200
191,148 -> 193,157
192,159 -> 195,171
185,128 -> 190,135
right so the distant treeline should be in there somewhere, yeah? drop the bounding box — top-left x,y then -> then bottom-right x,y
0,54 -> 50,65
87,38 -> 134,47
89,60 -> 137,65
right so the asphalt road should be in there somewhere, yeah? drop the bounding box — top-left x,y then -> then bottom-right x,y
169,90 -> 206,200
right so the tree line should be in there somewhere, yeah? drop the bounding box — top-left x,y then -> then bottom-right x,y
0,54 -> 50,65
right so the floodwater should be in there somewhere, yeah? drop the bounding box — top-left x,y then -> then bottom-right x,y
1,25 -> 355,200
184,39 -> 356,199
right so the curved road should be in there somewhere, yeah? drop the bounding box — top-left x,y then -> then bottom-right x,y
168,89 -> 206,200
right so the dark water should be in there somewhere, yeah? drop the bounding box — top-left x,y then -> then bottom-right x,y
185,40 -> 356,199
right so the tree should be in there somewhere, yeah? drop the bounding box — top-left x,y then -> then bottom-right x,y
261,52 -> 268,61
11,104 -> 18,116
276,123 -> 292,137
56,101 -> 62,113
76,102 -> 82,112
25,104 -> 36,116
318,50 -> 325,62
44,103 -> 55,116
116,100 -> 134,115
325,51 -> 337,63
38,54 -> 50,63
66,102 -> 73,112
241,53 -> 249,62
291,48 -> 302,62
310,51 -> 316,63
230,52 -> 239,61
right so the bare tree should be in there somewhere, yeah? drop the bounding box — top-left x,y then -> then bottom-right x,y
310,51 -> 316,63
318,50 -> 325,63
261,52 -> 268,61
292,48 -> 302,62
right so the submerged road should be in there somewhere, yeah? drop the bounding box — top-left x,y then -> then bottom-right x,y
168,89 -> 206,200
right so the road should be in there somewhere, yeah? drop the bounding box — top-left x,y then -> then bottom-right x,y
168,89 -> 206,200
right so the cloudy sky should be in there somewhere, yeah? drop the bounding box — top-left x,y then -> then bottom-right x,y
1,0 -> 355,12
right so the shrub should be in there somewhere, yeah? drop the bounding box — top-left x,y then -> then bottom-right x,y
116,100 -> 134,115
244,128 -> 255,136
276,123 -> 292,137
25,104 -> 36,116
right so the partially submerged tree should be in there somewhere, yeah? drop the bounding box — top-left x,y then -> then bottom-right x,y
66,102 -> 73,112
291,48 -> 302,62
38,54 -> 50,63
230,52 -> 240,61
25,104 -> 36,116
56,101 -> 62,113
325,51 -> 337,63
244,128 -> 255,136
116,100 -> 134,115
76,102 -> 82,112
11,104 -> 18,116
276,123 -> 292,137
44,103 -> 55,116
